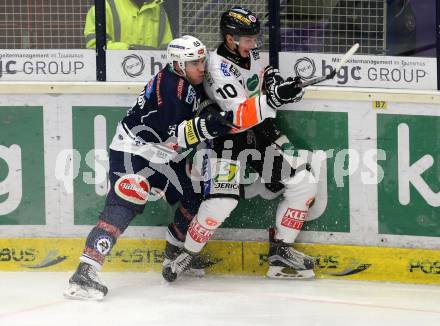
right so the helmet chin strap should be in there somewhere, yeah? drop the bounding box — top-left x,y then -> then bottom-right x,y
225,37 -> 247,59
232,35 -> 241,52
172,62 -> 187,78
175,63 -> 195,84
234,46 -> 244,59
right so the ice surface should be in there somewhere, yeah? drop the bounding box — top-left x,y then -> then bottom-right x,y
1,272 -> 439,326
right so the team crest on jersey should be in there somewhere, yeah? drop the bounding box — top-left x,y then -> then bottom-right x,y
220,61 -> 231,76
114,174 -> 149,205
185,85 -> 196,104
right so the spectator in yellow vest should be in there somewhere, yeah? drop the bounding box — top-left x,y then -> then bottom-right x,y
84,0 -> 173,50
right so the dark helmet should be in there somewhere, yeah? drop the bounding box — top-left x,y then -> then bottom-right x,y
220,7 -> 260,37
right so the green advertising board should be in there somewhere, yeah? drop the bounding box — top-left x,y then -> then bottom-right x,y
377,114 -> 440,237
224,111 -> 349,232
71,108 -> 349,232
2,90 -> 440,283
72,106 -> 173,226
3,102 -> 437,241
0,106 -> 45,225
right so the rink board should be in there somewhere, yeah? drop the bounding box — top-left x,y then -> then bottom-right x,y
0,83 -> 439,286
1,238 -> 440,285
0,84 -> 439,250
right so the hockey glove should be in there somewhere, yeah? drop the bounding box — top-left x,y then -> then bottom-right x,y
199,107 -> 234,138
178,107 -> 233,148
266,76 -> 305,109
263,65 -> 284,91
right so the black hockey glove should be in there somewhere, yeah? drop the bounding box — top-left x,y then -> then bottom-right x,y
263,65 -> 284,91
266,76 -> 305,110
198,106 -> 234,138
180,105 -> 233,148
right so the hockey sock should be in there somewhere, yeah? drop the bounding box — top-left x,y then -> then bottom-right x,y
275,170 -> 317,243
184,197 -> 238,253
167,205 -> 195,243
80,218 -> 124,269
80,204 -> 135,268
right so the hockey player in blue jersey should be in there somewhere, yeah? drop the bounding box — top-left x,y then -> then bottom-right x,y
64,35 -> 233,300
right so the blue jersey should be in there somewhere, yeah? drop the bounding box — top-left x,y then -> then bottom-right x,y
122,65 -> 205,145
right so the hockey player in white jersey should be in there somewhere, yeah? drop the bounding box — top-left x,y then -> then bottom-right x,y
163,7 -> 318,282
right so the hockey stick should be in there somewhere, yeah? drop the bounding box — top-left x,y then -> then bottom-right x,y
215,41 -> 356,131
299,43 -> 360,87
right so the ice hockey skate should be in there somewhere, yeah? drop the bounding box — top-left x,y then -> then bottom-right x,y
267,230 -> 315,280
64,262 -> 108,300
162,249 -> 196,282
163,241 -> 213,277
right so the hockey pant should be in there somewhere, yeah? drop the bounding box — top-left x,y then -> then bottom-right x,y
183,131 -> 318,253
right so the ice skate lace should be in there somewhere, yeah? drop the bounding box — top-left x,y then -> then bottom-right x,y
174,253 -> 193,274
283,247 -> 314,269
85,264 -> 101,283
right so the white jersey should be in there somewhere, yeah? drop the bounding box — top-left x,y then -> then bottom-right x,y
204,46 -> 276,131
